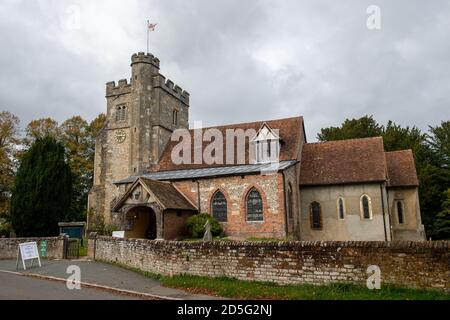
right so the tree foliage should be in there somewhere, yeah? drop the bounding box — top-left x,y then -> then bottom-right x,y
186,213 -> 224,239
1,111 -> 107,235
24,118 -> 61,146
433,189 -> 450,240
10,137 -> 72,237
317,116 -> 383,141
60,116 -> 91,221
0,111 -> 20,196
428,121 -> 450,168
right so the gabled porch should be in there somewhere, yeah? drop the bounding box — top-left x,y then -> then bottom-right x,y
112,177 -> 198,240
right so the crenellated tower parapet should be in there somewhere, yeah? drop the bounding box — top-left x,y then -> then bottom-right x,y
131,52 -> 160,69
106,79 -> 132,97
153,74 -> 190,106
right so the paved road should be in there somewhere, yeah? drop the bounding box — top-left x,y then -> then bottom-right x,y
0,272 -> 141,300
0,259 -> 221,300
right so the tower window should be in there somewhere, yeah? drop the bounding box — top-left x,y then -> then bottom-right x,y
173,109 -> 179,125
116,105 -> 127,122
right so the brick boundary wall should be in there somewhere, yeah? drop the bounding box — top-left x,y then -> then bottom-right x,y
0,237 -> 65,260
88,235 -> 449,291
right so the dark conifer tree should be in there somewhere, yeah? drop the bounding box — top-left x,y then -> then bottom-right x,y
10,136 -> 72,236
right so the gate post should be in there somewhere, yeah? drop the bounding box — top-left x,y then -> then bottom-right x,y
60,233 -> 69,259
88,232 -> 98,260
56,234 -> 66,259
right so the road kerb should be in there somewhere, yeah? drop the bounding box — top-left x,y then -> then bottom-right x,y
0,269 -> 180,300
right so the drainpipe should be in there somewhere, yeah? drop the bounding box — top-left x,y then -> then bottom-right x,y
282,171 -> 288,238
385,183 -> 393,240
380,184 -> 388,241
196,180 -> 201,213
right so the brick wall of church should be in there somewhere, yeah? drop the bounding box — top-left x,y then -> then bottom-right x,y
89,236 -> 450,291
173,173 -> 287,239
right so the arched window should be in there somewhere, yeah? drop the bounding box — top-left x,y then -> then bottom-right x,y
288,184 -> 293,219
337,197 -> 345,220
310,202 -> 322,229
397,201 -> 405,224
211,191 -> 227,222
361,195 -> 372,220
116,105 -> 127,122
246,188 -> 263,221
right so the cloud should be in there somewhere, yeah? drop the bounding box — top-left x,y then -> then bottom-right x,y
0,0 -> 449,140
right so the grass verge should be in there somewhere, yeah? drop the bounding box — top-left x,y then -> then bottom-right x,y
100,260 -> 449,300
161,275 -> 449,300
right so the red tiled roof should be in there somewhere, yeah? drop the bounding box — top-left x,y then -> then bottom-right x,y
299,137 -> 387,186
385,150 -> 419,187
156,117 -> 304,171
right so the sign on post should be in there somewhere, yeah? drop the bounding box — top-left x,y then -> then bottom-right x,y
16,242 -> 41,270
40,240 -> 47,258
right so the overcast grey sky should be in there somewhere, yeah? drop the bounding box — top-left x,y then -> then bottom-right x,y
0,0 -> 449,141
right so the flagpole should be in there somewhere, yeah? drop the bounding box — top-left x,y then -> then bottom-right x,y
146,20 -> 149,53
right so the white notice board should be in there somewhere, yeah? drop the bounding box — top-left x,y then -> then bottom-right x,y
112,231 -> 125,238
16,242 -> 41,270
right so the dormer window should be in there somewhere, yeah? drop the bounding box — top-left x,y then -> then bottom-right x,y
252,123 -> 280,164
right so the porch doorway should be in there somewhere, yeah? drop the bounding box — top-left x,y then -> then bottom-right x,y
126,206 -> 157,240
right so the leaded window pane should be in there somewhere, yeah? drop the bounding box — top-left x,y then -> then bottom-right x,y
397,201 -> 404,224
212,191 -> 227,222
247,189 -> 263,221
362,196 -> 370,219
339,198 -> 345,219
311,202 -> 322,229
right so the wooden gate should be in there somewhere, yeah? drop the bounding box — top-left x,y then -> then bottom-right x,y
65,238 -> 80,259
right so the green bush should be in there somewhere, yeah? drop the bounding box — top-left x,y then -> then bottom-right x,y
0,218 -> 12,237
186,213 -> 224,239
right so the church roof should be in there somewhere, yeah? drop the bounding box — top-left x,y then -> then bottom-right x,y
385,150 -> 419,187
156,116 -> 304,171
115,160 -> 298,184
299,137 -> 387,186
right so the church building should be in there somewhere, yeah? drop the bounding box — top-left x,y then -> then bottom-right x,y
88,52 -> 426,241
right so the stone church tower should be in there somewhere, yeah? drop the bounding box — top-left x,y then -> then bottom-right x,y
88,52 -> 190,226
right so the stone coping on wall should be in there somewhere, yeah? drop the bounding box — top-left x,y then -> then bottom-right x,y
92,235 -> 449,250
